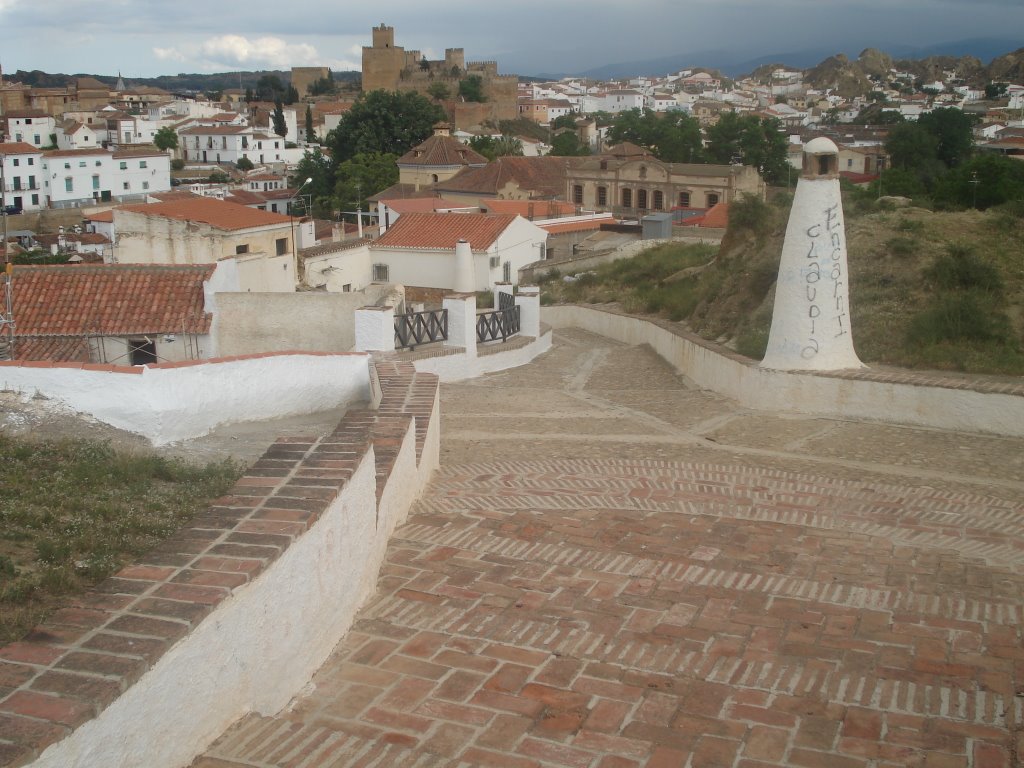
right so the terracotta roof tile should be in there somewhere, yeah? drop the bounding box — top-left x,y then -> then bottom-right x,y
379,197 -> 468,214
436,156 -> 570,199
373,213 -> 519,251
85,210 -> 114,222
11,264 -> 215,348
397,135 -> 488,167
700,201 -> 730,228
483,200 -> 578,217
0,142 -> 40,154
116,198 -> 291,231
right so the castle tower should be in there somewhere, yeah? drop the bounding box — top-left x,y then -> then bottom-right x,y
362,24 -> 405,92
760,138 -> 864,371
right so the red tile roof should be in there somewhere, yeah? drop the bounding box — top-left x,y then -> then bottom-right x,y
437,157 -> 570,199
117,198 -> 291,231
373,213 -> 519,251
85,210 -> 115,222
398,135 -> 488,167
179,125 -> 250,136
700,202 -> 730,228
0,142 -> 41,154
539,217 -> 611,235
44,148 -> 109,158
11,264 -> 215,349
483,200 -> 578,218
146,190 -> 201,202
380,197 -> 469,214
13,336 -> 92,363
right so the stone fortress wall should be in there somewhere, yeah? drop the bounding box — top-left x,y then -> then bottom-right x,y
361,24 -> 518,126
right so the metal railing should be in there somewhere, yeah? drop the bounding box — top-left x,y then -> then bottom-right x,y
476,304 -> 520,344
394,308 -> 448,351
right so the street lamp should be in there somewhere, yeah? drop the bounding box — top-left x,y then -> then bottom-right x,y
290,177 -> 313,286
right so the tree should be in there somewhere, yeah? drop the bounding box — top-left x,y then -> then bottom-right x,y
984,82 -> 1008,100
549,132 -> 589,156
606,108 -> 703,164
236,156 -> 254,171
933,154 -> 1024,210
469,135 -> 524,161
917,107 -> 977,168
333,152 -> 399,213
705,113 -> 789,184
308,75 -> 337,97
244,87 -> 253,103
426,81 -> 450,102
153,125 -> 178,152
305,104 -> 316,143
885,123 -> 939,171
550,112 -> 581,131
326,90 -> 445,164
290,149 -> 334,217
272,99 -> 287,138
458,75 -> 486,103
255,75 -> 285,102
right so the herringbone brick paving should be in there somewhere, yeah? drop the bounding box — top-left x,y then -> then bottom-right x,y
197,329 -> 1024,767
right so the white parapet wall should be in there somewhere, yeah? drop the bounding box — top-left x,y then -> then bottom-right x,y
0,353 -> 372,445
542,305 -> 1024,438
412,330 -> 553,383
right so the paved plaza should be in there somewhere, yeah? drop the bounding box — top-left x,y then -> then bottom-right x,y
196,329 -> 1024,768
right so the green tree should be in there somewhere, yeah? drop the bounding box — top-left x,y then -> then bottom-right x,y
933,153 -> 1024,210
885,123 -> 939,171
308,75 -> 337,96
469,135 -> 524,161
705,113 -> 788,183
255,74 -> 285,102
236,156 -> 254,171
153,125 -> 178,152
549,132 -> 590,156
984,82 -> 1008,99
326,90 -> 444,164
333,152 -> 399,213
426,81 -> 450,102
305,104 -> 316,143
458,75 -> 486,103
606,108 -> 703,164
285,85 -> 299,105
550,112 -> 581,131
917,107 -> 977,168
272,99 -> 287,138
290,149 -> 334,217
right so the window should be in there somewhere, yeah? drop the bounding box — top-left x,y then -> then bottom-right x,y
128,339 -> 157,366
79,161 -> 86,167
119,161 -> 127,170
123,182 -> 130,190
276,238 -> 288,256
503,261 -> 512,282
706,192 -> 720,207
64,162 -> 71,169
142,181 -> 149,190
622,188 -> 632,208
572,184 -> 583,204
64,177 -> 73,192
372,263 -> 389,282
678,191 -> 691,208
12,177 -> 21,190
12,159 -> 18,167
653,190 -> 664,210
31,194 -> 39,206
140,161 -> 147,169
24,118 -> 32,125
27,175 -> 35,189
92,175 -> 100,190
95,160 -> 101,166
28,158 -> 34,166
235,244 -> 249,255
342,284 -> 352,293
637,189 -> 648,210
597,186 -> 607,206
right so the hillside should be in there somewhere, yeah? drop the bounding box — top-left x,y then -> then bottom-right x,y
540,196 -> 1024,376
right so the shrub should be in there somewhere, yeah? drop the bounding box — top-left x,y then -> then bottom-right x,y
908,293 -> 1013,345
924,244 -> 1003,294
886,236 -> 916,259
170,158 -> 185,171
728,193 -> 773,236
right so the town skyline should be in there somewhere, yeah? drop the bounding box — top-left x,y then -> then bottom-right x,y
1,0 -> 1021,80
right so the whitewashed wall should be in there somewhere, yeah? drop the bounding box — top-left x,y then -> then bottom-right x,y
543,306 -> 1024,438
0,353 -> 371,445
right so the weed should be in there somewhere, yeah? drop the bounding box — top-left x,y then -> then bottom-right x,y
886,236 -> 917,259
896,218 -> 925,234
925,244 -> 1003,294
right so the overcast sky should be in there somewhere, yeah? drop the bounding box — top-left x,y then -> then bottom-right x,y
0,0 -> 1021,80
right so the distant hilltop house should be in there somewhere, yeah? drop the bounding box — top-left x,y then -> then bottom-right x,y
361,24 -> 517,128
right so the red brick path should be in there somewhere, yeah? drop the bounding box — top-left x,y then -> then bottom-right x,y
197,332 -> 1024,768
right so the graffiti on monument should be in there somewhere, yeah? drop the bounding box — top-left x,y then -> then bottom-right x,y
800,204 -> 848,359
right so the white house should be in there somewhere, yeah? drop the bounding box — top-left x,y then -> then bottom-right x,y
598,90 -> 646,114
3,111 -> 57,149
42,147 -> 171,208
0,142 -> 46,212
55,121 -> 100,151
178,126 -> 287,166
369,212 -> 548,291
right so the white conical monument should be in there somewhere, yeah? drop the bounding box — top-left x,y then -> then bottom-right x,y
453,239 -> 475,293
761,137 -> 864,371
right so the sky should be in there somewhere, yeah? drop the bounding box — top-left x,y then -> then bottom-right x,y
0,0 -> 1021,80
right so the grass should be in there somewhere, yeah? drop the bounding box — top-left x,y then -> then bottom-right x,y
0,435 -> 241,644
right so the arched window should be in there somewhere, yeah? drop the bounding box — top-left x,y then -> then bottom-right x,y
622,188 -> 632,208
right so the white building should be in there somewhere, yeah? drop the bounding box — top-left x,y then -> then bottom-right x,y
0,142 -> 45,212
369,212 -> 548,291
55,121 -> 100,151
42,147 -> 171,208
179,125 -> 287,166
4,111 -> 57,149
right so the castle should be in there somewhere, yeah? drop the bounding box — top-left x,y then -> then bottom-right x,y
361,24 -> 517,128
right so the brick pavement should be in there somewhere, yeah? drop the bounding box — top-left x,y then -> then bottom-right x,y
197,329 -> 1024,768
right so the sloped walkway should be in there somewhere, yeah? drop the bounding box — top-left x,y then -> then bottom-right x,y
197,329 -> 1024,768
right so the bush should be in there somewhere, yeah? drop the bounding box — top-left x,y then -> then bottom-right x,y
728,194 -> 773,236
924,244 -> 1003,294
170,158 -> 185,171
908,292 -> 1013,345
236,157 -> 254,171
886,236 -> 916,259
